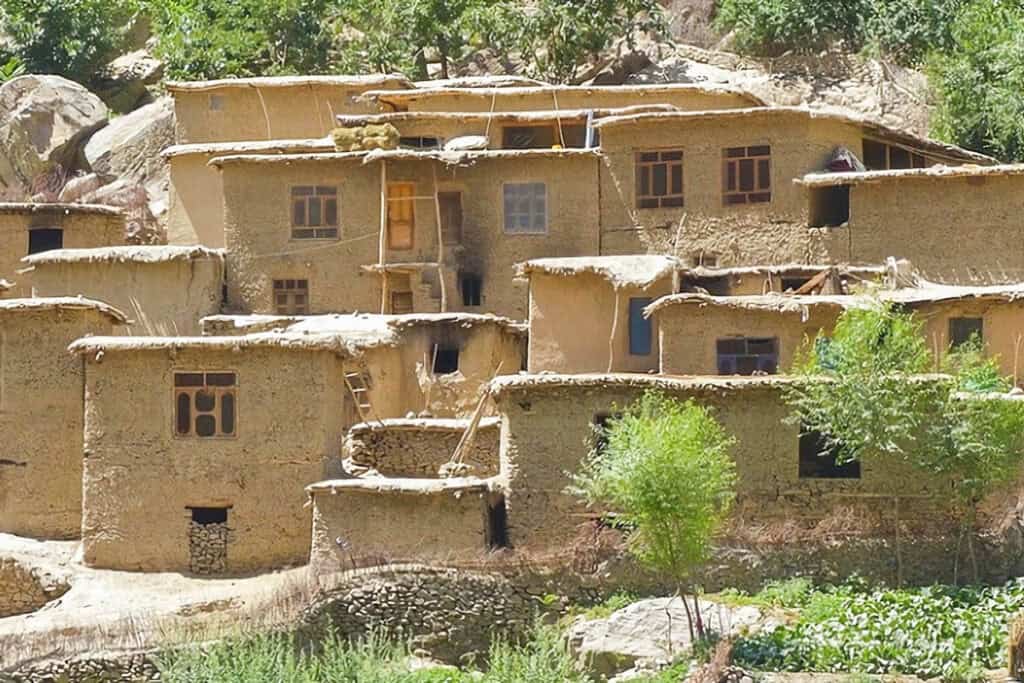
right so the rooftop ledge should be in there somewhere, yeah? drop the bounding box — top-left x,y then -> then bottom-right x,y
306,475 -> 497,495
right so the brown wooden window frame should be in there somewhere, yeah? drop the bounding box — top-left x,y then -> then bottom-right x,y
635,150 -> 684,209
173,371 -> 238,438
273,279 -> 309,315
722,145 -> 772,205
390,290 -> 414,314
291,186 -> 339,239
862,138 -> 928,171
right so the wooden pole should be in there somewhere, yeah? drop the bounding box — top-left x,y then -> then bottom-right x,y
432,164 -> 448,312
379,160 -> 388,314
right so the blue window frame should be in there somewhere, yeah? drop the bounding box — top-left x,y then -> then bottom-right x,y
628,298 -> 653,356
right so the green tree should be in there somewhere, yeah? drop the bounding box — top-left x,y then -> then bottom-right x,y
786,302 -> 1024,580
147,0 -> 334,80
570,390 -> 737,639
930,0 -> 1024,161
0,0 -> 138,83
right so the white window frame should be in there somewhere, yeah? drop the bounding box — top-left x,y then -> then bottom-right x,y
502,182 -> 547,235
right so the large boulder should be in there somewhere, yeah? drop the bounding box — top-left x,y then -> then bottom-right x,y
568,597 -> 769,679
84,96 -> 172,183
0,75 -> 108,197
93,49 -> 164,112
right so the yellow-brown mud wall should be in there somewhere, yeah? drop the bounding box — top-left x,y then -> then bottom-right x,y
597,116 -> 860,264
528,272 -> 673,373
29,258 -> 223,335
400,89 -> 760,113
912,299 -> 1024,383
173,81 -> 407,144
81,347 -> 346,572
657,305 -> 842,375
309,489 -> 488,572
221,155 -> 599,319
843,176 -> 1024,282
167,154 -> 225,247
361,324 -> 524,418
0,309 -> 120,539
497,382 -> 948,550
0,212 -> 123,293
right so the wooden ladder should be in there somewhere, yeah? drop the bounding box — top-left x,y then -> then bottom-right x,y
343,369 -> 373,422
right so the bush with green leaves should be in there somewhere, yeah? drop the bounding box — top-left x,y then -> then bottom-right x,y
570,390 -> 737,638
146,0 -> 334,80
0,0 -> 138,83
786,301 -> 1024,579
714,0 -> 965,66
929,0 -> 1024,161
734,579 -> 1024,679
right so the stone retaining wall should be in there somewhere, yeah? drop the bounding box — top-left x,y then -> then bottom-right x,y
0,558 -> 70,619
344,418 -> 500,478
0,651 -> 159,683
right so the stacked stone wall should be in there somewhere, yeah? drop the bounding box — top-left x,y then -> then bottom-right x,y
345,420 -> 499,478
188,521 -> 231,575
0,558 -> 70,619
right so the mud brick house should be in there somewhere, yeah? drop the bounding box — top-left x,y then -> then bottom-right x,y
0,298 -> 128,540
517,255 -> 680,373
23,246 -> 224,335
0,203 -> 124,293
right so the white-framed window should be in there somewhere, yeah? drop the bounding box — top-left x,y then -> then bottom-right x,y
503,182 -> 547,234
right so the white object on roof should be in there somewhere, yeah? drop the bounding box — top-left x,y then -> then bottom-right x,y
444,135 -> 489,151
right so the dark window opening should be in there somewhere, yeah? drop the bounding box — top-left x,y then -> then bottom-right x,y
438,191 -> 463,245
723,146 -> 771,205
291,186 -> 338,239
27,228 -> 63,255
174,371 -> 237,438
560,124 -> 588,148
636,150 -> 684,209
273,279 -> 309,315
809,185 -> 850,228
781,277 -> 812,292
717,337 -> 778,375
629,298 -> 653,356
461,274 -> 482,307
502,125 -> 555,149
486,495 -> 510,549
390,290 -> 414,314
863,138 -> 929,171
433,346 -> 460,374
799,428 -> 860,479
592,412 -> 622,454
950,317 -> 983,349
190,506 -> 229,525
399,136 -> 440,148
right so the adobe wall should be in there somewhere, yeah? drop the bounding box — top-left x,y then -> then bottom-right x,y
0,209 -> 124,293
656,304 -> 843,375
221,154 -> 599,319
399,88 -> 760,113
381,155 -> 601,319
173,80 -> 406,144
0,309 -> 120,539
309,485 -> 490,572
343,418 -> 500,477
80,346 -> 346,573
495,379 -> 949,552
28,256 -> 224,336
221,156 -> 381,315
166,153 -> 225,247
911,299 -> 1024,382
843,175 -> 1024,282
597,116 -> 857,266
528,272 -> 673,373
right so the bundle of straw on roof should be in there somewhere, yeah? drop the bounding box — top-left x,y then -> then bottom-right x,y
331,123 -> 400,151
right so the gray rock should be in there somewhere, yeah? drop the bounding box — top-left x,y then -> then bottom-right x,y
58,173 -> 104,203
568,597 -> 768,678
84,97 -> 173,183
94,49 -> 165,112
0,75 -> 108,196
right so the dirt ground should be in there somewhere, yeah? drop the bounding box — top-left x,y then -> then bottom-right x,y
0,533 -> 313,669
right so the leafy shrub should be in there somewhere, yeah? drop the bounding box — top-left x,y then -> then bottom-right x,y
719,577 -> 816,609
0,0 -> 138,83
146,0 -> 334,80
485,621 -> 587,683
734,579 -> 1024,678
929,0 -> 1024,161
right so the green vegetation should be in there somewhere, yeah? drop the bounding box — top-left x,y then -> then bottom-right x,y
785,302 -> 1024,580
158,622 -> 587,682
0,0 -> 139,84
733,578 -> 1024,680
570,390 -> 737,639
0,57 -> 27,84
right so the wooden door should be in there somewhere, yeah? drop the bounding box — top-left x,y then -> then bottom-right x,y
387,182 -> 415,250
438,191 -> 463,245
